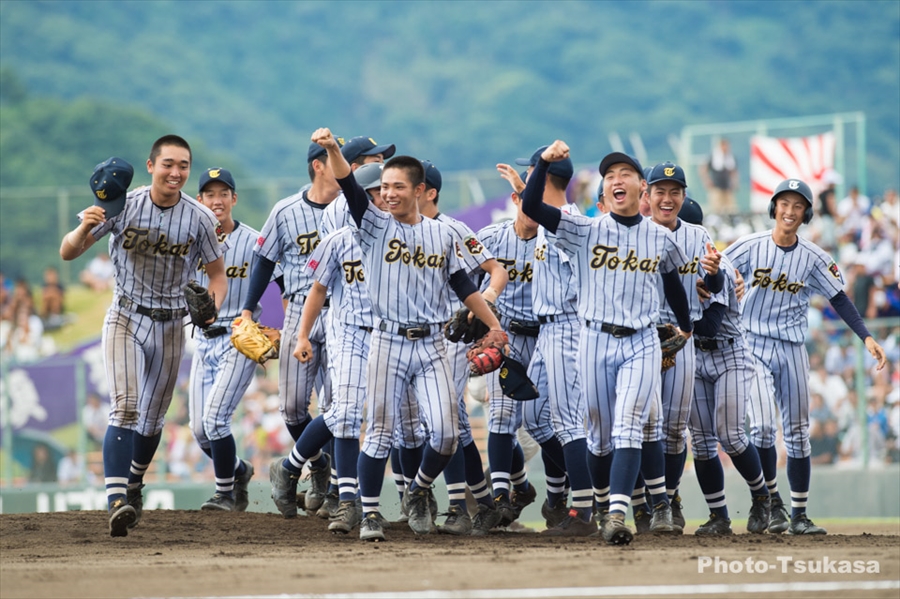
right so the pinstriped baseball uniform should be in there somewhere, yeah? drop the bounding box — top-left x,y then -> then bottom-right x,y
188,221 -> 274,449
551,211 -> 688,455
724,231 -> 844,458
688,255 -> 756,459
256,188 -> 332,428
92,187 -> 223,438
647,221 -> 715,453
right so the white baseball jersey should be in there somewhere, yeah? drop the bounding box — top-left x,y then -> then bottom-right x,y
724,231 -> 845,343
656,220 -> 715,324
532,204 -> 580,317
477,219 -> 537,323
308,227 -> 374,329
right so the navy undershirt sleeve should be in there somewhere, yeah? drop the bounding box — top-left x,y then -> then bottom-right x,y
703,269 -> 724,294
336,173 -> 369,229
829,290 -> 871,341
274,275 -> 286,295
242,254 -> 277,312
693,303 -> 726,338
520,159 -> 561,233
661,270 -> 694,333
449,269 -> 478,303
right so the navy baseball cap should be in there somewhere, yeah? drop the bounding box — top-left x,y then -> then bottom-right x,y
341,136 -> 396,163
499,356 -> 540,401
598,152 -> 644,178
515,146 -> 574,180
198,167 -> 236,193
678,196 -> 704,225
355,162 -> 384,191
643,166 -> 653,181
90,157 -> 134,219
307,136 -> 343,163
421,160 -> 442,192
647,162 -> 687,187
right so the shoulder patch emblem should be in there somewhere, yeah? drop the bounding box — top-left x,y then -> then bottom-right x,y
307,259 -> 319,271
828,261 -> 841,279
463,235 -> 484,255
257,235 -> 265,247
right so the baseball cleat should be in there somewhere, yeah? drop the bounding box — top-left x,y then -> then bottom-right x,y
747,495 -> 771,534
494,494 -> 517,528
437,504 -> 473,535
470,502 -> 502,536
108,498 -> 137,538
695,513 -> 733,536
316,491 -> 339,519
303,453 -> 331,512
541,510 -> 597,537
269,457 -> 299,518
649,502 -> 683,534
632,506 -> 652,535
201,493 -> 235,511
403,486 -> 436,534
233,459 -> 254,512
541,498 -> 569,529
767,496 -> 790,534
670,494 -> 685,529
359,512 -> 385,542
126,483 -> 144,530
600,513 -> 633,546
510,483 -> 537,521
786,514 -> 827,535
328,499 -> 362,534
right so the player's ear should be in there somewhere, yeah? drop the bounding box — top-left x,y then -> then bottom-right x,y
231,192 -> 238,206
415,182 -> 426,197
146,158 -> 154,173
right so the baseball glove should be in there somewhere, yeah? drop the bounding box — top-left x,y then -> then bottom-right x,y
658,323 -> 687,372
184,280 -> 217,328
466,329 -> 509,374
230,317 -> 281,364
443,301 -> 500,344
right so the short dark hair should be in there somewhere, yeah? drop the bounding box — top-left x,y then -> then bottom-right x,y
308,153 -> 329,182
547,172 -> 570,192
149,134 -> 192,164
350,155 -> 368,167
384,155 -> 425,188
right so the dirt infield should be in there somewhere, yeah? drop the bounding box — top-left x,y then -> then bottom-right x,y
1,511 -> 898,598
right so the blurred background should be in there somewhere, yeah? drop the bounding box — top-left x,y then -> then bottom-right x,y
0,1 -> 897,516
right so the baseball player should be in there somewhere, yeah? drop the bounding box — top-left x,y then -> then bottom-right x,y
241,142 -> 341,511
416,160 -> 510,535
188,168 -> 283,512
677,197 -> 771,536
643,162 -> 723,530
269,163 -> 385,531
514,146 -> 593,537
724,178 -> 887,535
522,143 -> 695,546
60,138 -> 226,536
305,128 -> 504,542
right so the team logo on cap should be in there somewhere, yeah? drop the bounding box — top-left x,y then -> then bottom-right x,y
369,138 -> 377,145
209,169 -> 221,179
337,137 -> 345,145
789,180 -> 800,189
664,167 -> 675,176
499,367 -> 509,379
95,190 -> 107,200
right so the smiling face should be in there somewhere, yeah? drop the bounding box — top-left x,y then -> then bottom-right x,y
147,144 -> 191,203
198,181 -> 236,222
772,191 -> 809,236
381,165 -> 424,224
649,181 -> 686,230
602,163 -> 645,217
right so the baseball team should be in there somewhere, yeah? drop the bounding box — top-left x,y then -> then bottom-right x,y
60,132 -> 887,545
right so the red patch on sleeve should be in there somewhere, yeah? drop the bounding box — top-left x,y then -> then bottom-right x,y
307,259 -> 319,271
828,261 -> 841,278
257,235 -> 265,246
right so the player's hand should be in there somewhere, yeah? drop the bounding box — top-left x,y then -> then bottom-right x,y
293,335 -> 313,363
496,163 -> 525,195
677,328 -> 692,341
696,278 -> 711,302
700,242 -> 721,275
865,337 -> 888,371
77,205 -> 107,229
240,309 -> 254,322
734,268 -> 746,301
311,128 -> 338,150
541,140 -> 569,163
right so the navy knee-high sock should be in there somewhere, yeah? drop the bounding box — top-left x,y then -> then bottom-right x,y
324,437 -> 338,494
209,435 -> 237,497
442,443 -> 468,509
664,448 -> 687,498
786,456 -> 811,518
755,445 -> 780,499
729,446 -> 768,500
412,445 -> 452,491
587,451 -> 613,514
103,425 -> 134,507
609,447 -> 641,516
540,437 -> 568,506
509,441 -> 531,493
561,438 -> 592,520
462,441 -> 492,506
334,437 -> 359,502
390,446 -> 405,500
293,415 -> 332,469
694,457 -> 729,519
399,444 -> 425,482
357,452 -> 387,515
640,441 -> 668,507
129,431 -> 162,486
285,420 -> 309,442
488,433 -> 515,500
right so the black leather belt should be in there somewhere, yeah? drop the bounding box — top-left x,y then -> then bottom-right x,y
118,297 -> 187,322
204,326 -> 229,339
378,321 -> 432,340
508,320 -> 541,338
289,293 -> 330,308
695,337 -> 735,352
537,314 -> 574,324
586,320 -> 638,337
358,326 -> 373,333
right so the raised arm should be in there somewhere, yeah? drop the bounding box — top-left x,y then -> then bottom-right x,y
311,128 -> 368,228
60,207 -> 102,260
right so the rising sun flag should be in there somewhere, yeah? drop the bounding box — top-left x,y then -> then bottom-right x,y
749,132 -> 836,212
